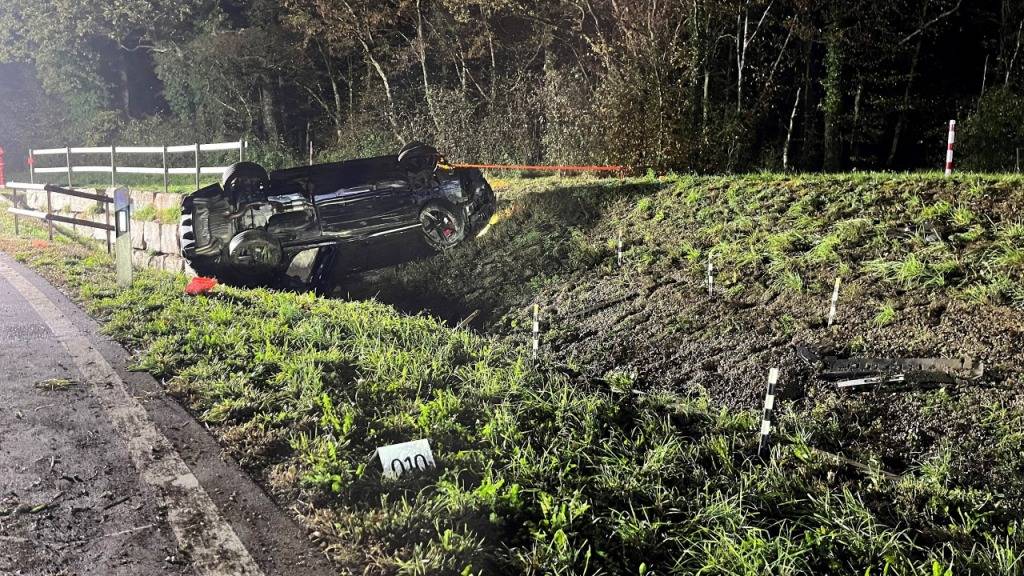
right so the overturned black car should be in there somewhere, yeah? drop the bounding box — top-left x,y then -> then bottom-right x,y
180,143 -> 495,287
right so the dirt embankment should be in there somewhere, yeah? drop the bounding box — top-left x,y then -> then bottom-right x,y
337,173 -> 1024,476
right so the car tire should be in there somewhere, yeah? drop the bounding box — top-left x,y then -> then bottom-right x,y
397,141 -> 439,163
398,142 -> 440,174
221,162 -> 269,205
187,229 -> 286,287
420,201 -> 467,251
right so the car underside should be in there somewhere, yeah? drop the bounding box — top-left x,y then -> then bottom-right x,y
179,144 -> 496,287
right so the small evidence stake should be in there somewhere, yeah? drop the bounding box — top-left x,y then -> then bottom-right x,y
707,258 -> 714,298
532,304 -> 540,358
827,276 -> 841,327
757,368 -> 780,460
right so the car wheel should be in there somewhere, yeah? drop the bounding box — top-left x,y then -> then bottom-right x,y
398,142 -> 440,173
221,162 -> 269,205
186,229 -> 285,287
420,202 -> 466,251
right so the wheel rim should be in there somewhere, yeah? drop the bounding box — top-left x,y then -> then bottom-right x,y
421,207 -> 461,247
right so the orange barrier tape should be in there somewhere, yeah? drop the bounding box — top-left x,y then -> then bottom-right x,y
451,163 -> 625,173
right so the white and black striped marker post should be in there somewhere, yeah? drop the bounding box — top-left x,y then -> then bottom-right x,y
617,230 -> 623,267
757,368 -> 780,460
531,304 -> 540,358
707,258 -> 714,298
944,120 -> 956,177
827,276 -> 841,327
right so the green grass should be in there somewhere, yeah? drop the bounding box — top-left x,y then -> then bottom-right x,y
3,172 -> 1024,575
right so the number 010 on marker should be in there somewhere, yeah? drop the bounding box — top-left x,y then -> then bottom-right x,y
375,439 -> 436,479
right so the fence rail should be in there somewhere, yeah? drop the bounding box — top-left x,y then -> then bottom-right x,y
29,140 -> 246,193
3,181 -> 114,253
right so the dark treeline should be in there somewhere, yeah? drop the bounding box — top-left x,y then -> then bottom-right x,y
1,0 -> 1022,173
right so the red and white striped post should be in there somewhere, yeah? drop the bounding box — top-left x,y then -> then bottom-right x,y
944,120 -> 956,177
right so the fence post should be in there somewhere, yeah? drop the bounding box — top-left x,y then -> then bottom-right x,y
239,139 -> 244,163
29,149 -> 34,184
110,146 -> 116,187
66,146 -> 73,188
104,195 -> 111,255
45,187 -> 54,241
162,145 -> 168,195
194,143 -> 200,190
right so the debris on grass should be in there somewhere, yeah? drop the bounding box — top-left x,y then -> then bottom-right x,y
34,377 -> 77,391
185,276 -> 217,295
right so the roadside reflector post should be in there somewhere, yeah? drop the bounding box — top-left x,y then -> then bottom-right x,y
758,368 -> 780,460
945,120 -> 956,177
707,257 -> 714,298
114,187 -> 132,287
28,150 -> 34,184
827,276 -> 842,327
532,304 -> 540,358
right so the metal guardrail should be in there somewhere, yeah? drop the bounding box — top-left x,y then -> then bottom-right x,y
3,182 -> 114,253
29,140 -> 246,194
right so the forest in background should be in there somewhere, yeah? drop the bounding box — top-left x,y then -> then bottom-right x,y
1,0 -> 1023,173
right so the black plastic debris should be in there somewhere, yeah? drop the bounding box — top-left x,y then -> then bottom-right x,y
796,346 -> 984,391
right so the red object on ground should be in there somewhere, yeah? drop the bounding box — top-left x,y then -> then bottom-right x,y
31,240 -> 49,249
185,277 -> 218,295
0,146 -> 6,187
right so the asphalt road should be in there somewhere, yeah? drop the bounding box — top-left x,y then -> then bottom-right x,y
0,252 -> 334,576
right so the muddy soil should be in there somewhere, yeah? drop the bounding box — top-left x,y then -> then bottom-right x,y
330,176 -> 1024,487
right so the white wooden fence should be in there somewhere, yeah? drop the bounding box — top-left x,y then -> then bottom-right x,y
30,140 -> 247,194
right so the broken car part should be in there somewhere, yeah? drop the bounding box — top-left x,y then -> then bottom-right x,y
796,346 -> 984,390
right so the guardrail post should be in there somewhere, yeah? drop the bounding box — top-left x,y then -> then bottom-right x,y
66,146 -> 73,188
162,145 -> 169,195
45,187 -> 54,241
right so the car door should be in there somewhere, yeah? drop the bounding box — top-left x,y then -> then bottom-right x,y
313,157 -> 415,237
